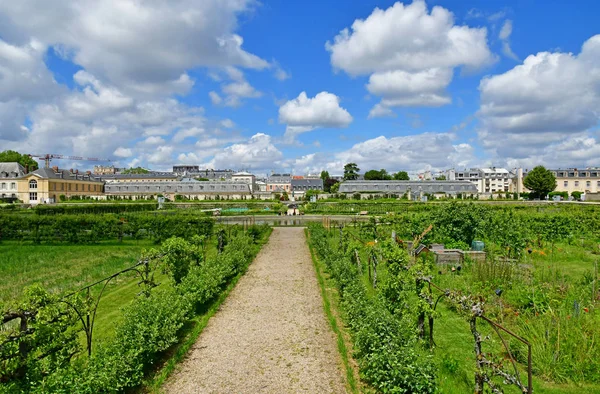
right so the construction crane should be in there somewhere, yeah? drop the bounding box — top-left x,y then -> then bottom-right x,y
28,154 -> 112,169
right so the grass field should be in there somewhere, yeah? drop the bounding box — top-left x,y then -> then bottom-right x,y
0,241 -> 153,306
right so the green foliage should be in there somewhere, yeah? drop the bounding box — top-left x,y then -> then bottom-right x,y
330,182 -> 340,193
571,190 -> 583,200
524,166 -> 556,199
343,162 -> 360,181
0,213 -> 214,244
320,170 -> 330,181
1,226 -> 271,393
34,203 -> 157,215
364,169 -> 392,180
0,150 -> 38,171
308,224 -> 436,393
0,285 -> 80,387
121,167 -> 149,174
393,171 -> 410,180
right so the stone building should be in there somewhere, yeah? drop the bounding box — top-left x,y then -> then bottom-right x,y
104,179 -> 252,200
339,180 -> 477,198
17,167 -> 104,204
0,163 -> 26,200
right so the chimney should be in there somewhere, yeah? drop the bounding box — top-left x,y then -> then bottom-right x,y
25,164 -> 29,173
52,166 -> 59,173
75,169 -> 79,174
86,171 -> 91,175
70,168 -> 73,174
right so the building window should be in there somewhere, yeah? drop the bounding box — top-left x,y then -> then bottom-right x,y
76,184 -> 79,191
10,182 -> 15,189
587,181 -> 591,188
575,181 -> 579,187
597,181 -> 600,187
564,181 -> 568,187
29,192 -> 37,201
69,184 -> 72,191
29,180 -> 37,189
0,183 -> 5,190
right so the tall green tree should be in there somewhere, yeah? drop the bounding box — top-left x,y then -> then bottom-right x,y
523,166 -> 556,199
320,170 -> 330,182
364,169 -> 392,180
0,150 -> 38,171
392,171 -> 410,180
343,163 -> 360,180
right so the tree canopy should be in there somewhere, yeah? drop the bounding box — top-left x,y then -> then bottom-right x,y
121,167 -> 150,174
343,163 -> 360,180
0,150 -> 38,171
523,166 -> 556,199
324,177 -> 337,193
364,169 -> 392,180
392,171 -> 410,180
320,170 -> 330,181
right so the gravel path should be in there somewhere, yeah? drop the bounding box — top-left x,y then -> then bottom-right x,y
163,227 -> 347,394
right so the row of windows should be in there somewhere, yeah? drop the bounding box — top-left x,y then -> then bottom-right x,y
0,182 -> 16,190
348,184 -> 472,192
111,185 -> 247,192
555,172 -> 600,178
563,180 -> 600,188
0,193 -> 17,198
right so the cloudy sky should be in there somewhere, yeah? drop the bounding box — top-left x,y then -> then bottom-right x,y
0,0 -> 599,176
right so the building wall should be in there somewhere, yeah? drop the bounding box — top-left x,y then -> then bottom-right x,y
17,175 -> 104,203
266,182 -> 291,192
0,179 -> 19,198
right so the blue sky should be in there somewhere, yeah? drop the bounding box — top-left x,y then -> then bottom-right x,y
0,1 -> 599,176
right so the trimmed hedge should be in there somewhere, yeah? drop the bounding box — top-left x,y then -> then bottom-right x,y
0,213 -> 214,244
34,204 -> 158,215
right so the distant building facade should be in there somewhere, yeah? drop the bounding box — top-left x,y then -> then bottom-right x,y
291,178 -> 323,197
451,167 -> 512,194
97,173 -> 178,183
551,168 -> 600,194
266,173 -> 292,193
18,167 -> 104,204
339,180 -> 477,197
104,180 -> 252,200
93,165 -> 122,175
173,165 -> 200,174
0,163 -> 26,200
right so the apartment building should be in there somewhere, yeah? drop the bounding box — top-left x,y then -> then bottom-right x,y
18,167 -> 104,204
450,167 -> 512,194
551,168 -> 600,194
266,173 -> 292,193
0,163 -> 26,200
231,171 -> 257,191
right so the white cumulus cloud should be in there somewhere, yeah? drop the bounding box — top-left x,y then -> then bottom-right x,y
278,91 -> 353,142
325,0 -> 494,115
478,34 -> 600,167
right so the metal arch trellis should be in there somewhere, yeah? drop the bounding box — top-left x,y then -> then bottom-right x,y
59,254 -> 164,356
423,279 -> 533,394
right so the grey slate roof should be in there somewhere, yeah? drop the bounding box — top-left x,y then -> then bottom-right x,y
98,173 -> 178,181
291,178 -> 323,191
105,181 -> 252,194
339,180 -> 478,194
268,174 -> 292,183
0,162 -> 26,178
27,168 -> 103,182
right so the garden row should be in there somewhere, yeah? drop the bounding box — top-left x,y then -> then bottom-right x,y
0,223 -> 271,393
312,202 -> 600,392
308,223 -> 437,393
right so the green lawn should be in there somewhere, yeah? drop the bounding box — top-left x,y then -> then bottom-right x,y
0,241 -> 153,306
